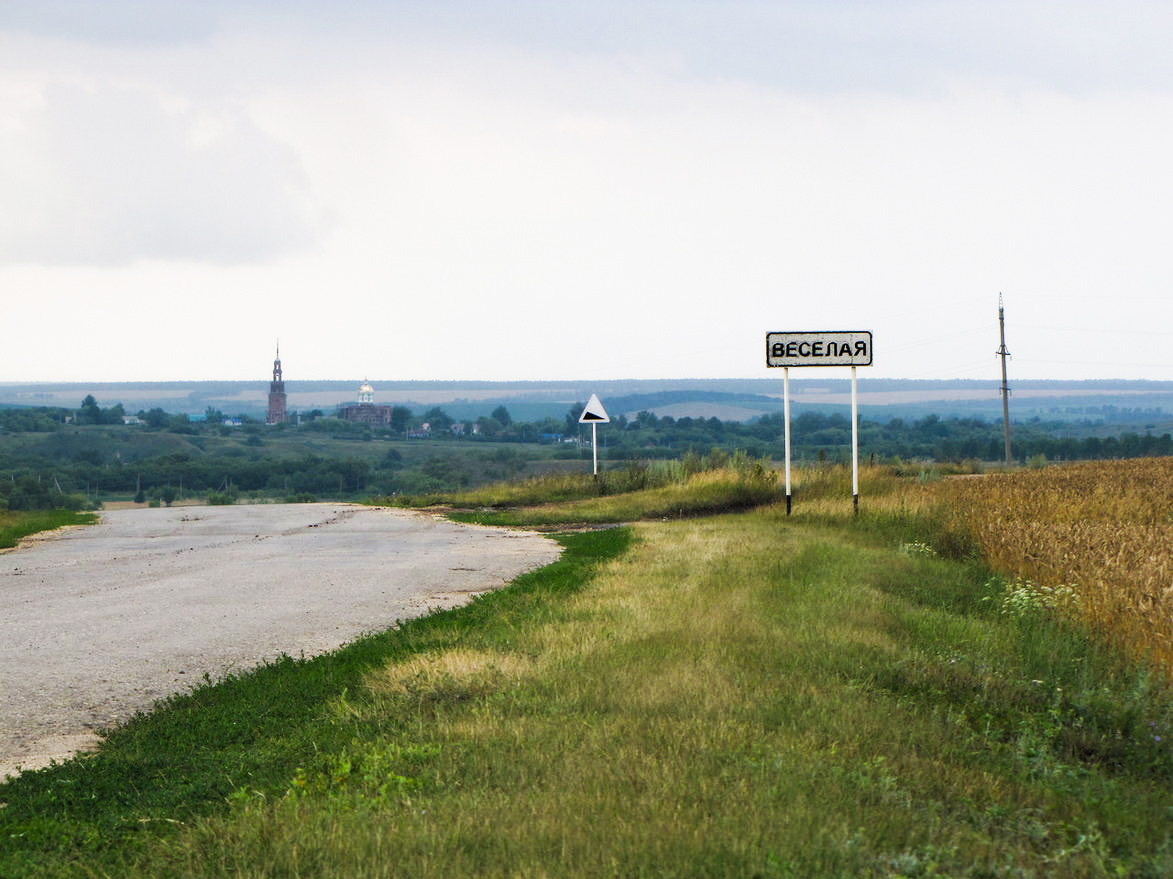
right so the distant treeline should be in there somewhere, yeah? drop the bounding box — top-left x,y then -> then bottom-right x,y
722,411 -> 1173,463
1,400 -> 1170,510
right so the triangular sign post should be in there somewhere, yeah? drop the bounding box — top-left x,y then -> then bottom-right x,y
578,394 -> 610,475
578,394 -> 610,424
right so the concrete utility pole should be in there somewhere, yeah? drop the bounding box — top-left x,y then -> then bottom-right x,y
997,294 -> 1012,465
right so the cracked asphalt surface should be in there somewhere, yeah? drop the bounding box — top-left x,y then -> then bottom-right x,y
0,503 -> 560,778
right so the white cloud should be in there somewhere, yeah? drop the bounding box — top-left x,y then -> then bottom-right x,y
0,82 -> 330,266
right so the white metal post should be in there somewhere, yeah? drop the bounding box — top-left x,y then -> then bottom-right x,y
592,422 -> 599,476
851,365 -> 859,514
783,366 -> 792,515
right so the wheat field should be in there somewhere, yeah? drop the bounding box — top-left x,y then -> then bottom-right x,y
927,458 -> 1173,674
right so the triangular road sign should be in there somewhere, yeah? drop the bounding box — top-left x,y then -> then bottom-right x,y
578,393 -> 610,423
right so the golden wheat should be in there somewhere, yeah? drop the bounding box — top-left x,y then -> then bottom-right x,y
927,458 -> 1173,673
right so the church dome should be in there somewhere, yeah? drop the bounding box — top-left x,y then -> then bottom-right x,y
358,380 -> 375,404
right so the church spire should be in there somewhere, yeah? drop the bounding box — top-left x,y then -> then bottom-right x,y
267,342 -> 287,424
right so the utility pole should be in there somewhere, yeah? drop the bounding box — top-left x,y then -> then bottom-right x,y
997,293 -> 1012,465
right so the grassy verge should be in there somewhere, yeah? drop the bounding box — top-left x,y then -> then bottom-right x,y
448,469 -> 781,527
2,477 -> 1170,876
386,463 -> 783,528
0,510 -> 98,549
0,528 -> 632,878
379,454 -> 780,518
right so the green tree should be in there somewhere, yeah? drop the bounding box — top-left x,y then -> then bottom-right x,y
423,407 -> 453,430
477,416 -> 505,437
78,395 -> 101,425
390,406 -> 412,432
4,475 -> 53,510
142,408 -> 170,428
491,405 -> 512,426
566,403 -> 585,434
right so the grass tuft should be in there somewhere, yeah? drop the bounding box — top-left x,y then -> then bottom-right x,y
0,509 -> 97,549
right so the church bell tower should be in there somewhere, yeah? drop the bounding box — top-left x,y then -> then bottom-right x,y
267,344 -> 287,424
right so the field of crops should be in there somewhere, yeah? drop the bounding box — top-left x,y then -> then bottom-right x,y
928,458 -> 1173,675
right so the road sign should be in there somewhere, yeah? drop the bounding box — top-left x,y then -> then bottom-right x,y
578,394 -> 610,423
766,331 -> 872,367
578,394 -> 609,476
766,329 -> 873,514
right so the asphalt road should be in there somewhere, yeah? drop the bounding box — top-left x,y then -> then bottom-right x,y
0,503 -> 560,778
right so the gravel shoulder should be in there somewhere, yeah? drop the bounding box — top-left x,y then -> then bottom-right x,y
0,503 -> 560,778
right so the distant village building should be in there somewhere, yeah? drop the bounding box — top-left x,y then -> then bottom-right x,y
267,345 -> 287,424
338,380 -> 394,425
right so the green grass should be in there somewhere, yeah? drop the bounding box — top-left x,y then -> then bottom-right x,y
392,462 -> 783,527
2,482 -> 1170,877
0,528 -> 632,878
0,509 -> 97,549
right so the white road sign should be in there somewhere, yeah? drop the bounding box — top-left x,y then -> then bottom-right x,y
766,329 -> 874,513
578,394 -> 610,423
578,394 -> 610,476
766,331 -> 873,367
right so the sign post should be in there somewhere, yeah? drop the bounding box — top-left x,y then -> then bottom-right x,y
851,366 -> 860,513
766,331 -> 872,514
578,394 -> 610,477
783,366 -> 792,515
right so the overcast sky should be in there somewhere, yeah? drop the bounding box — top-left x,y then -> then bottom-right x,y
2,1 -> 1170,383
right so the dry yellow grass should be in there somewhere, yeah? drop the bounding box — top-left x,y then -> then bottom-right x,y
927,458 -> 1173,673
367,649 -> 535,699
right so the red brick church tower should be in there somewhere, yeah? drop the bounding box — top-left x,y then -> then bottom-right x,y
266,344 -> 287,424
